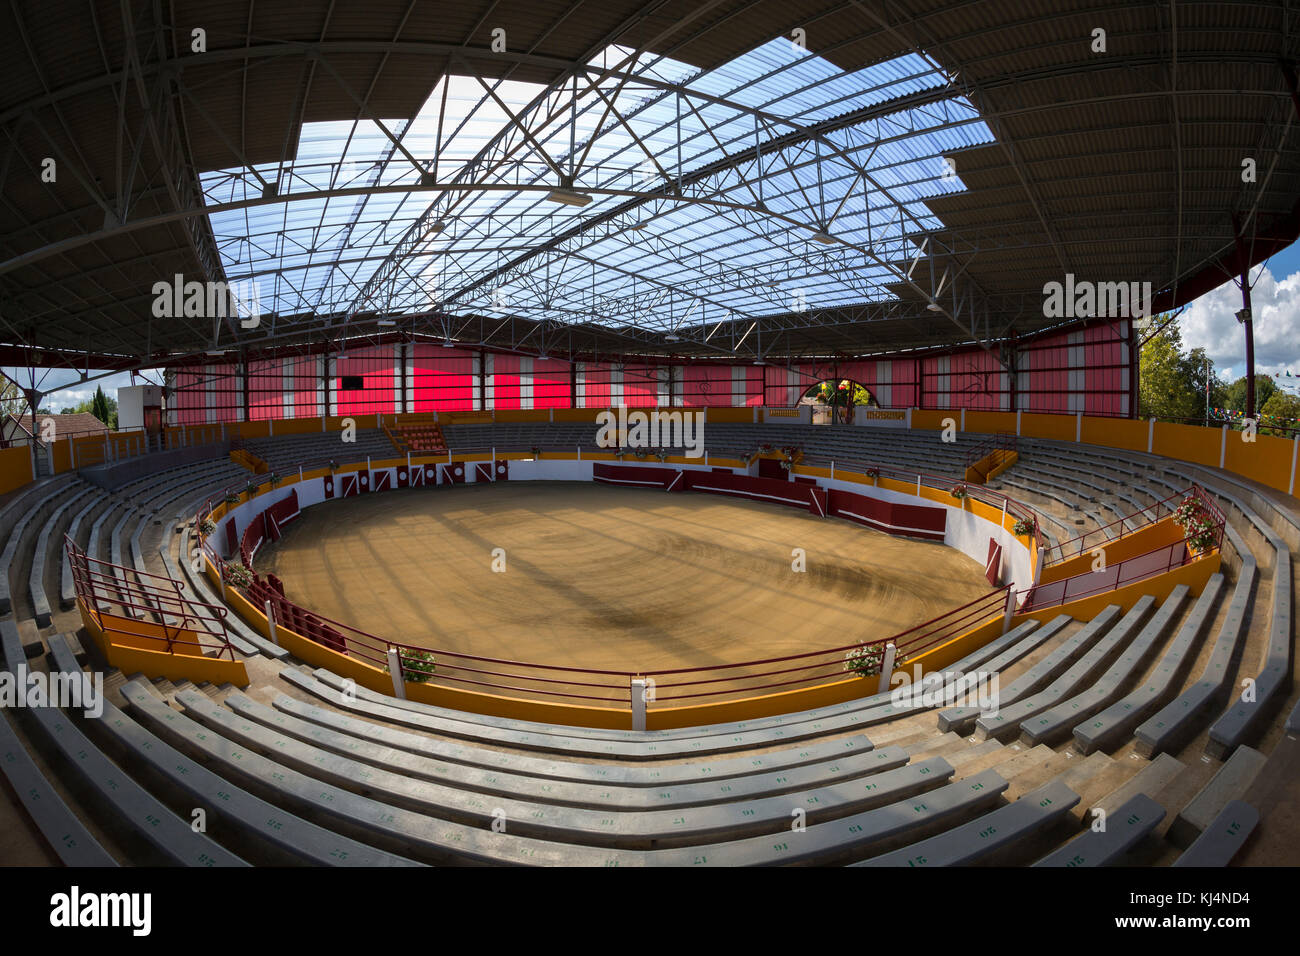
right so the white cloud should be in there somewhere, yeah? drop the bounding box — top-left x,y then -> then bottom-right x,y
1181,265 -> 1300,387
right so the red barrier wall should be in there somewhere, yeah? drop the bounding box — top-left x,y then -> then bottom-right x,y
825,487 -> 947,541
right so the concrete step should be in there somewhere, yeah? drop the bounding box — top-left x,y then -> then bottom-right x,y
1168,745 -> 1268,849
1086,752 -> 1184,827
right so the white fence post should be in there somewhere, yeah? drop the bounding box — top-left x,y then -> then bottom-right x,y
387,648 -> 407,699
264,599 -> 279,646
630,678 -> 648,731
876,644 -> 897,696
1002,588 -> 1017,633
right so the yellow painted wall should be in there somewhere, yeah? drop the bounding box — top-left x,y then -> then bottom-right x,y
1153,421 -> 1221,468
77,601 -> 249,686
0,446 -> 33,495
1224,432 -> 1293,492
703,407 -> 756,423
909,409 -> 949,430
964,411 -> 1016,434
552,408 -> 603,423
1081,415 -> 1148,452
1018,412 -> 1078,442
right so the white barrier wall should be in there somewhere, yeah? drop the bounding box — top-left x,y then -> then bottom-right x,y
806,474 -> 1034,596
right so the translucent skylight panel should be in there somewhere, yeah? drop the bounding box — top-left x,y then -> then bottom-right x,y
200,33 -> 994,329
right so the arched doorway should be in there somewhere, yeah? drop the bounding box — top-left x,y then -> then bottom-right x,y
800,379 -> 877,424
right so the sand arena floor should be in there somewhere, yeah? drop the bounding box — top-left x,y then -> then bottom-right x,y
257,482 -> 992,680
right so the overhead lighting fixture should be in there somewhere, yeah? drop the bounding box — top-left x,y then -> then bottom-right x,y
664,333 -> 680,342
377,319 -> 397,327
425,220 -> 446,237
546,187 -> 592,207
441,340 -> 455,348
625,221 -> 646,232
811,230 -> 836,244
926,302 -> 943,312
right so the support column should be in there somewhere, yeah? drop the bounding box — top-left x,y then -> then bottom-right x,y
1241,264 -> 1256,420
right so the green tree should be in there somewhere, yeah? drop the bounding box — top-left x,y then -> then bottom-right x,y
1139,323 -> 1211,421
86,386 -> 118,429
1260,392 -> 1300,436
1222,374 -> 1278,416
0,378 -> 24,417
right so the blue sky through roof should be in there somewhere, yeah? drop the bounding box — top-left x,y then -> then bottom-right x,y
199,38 -> 992,333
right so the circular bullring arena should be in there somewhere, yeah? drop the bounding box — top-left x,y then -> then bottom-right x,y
258,481 -> 990,676
1,0 -> 1299,908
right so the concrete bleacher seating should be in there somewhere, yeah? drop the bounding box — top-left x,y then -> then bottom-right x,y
938,614 -> 1089,734
0,626 -> 246,866
1207,547 -> 1292,759
1167,745 -> 1267,848
0,706 -> 117,867
0,621 -> 118,866
267,687 -> 878,785
1135,534 -> 1257,756
0,475 -> 83,617
1171,799 -> 1259,867
973,602 -> 1142,741
1072,578 -> 1224,754
856,779 -> 1081,866
1032,793 -> 1166,866
1020,586 -> 1190,747
179,685 -> 957,849
43,635 -> 419,866
29,487 -> 88,627
226,688 -> 902,807
240,429 -> 397,474
122,672 -> 1014,865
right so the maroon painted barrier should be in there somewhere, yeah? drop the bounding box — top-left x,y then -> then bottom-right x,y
592,461 -> 679,488
682,470 -> 824,514
825,487 -> 946,542
985,540 -> 1004,586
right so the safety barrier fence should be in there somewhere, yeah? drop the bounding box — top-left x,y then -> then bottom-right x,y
1021,486 -> 1224,611
638,586 -> 1013,705
65,535 -> 236,660
1040,483 -> 1225,565
226,549 -> 1013,708
964,432 -> 1018,468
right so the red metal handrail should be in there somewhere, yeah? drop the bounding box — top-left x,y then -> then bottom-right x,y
1041,484 -> 1224,566
964,432 -> 1018,468
65,535 -> 236,661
